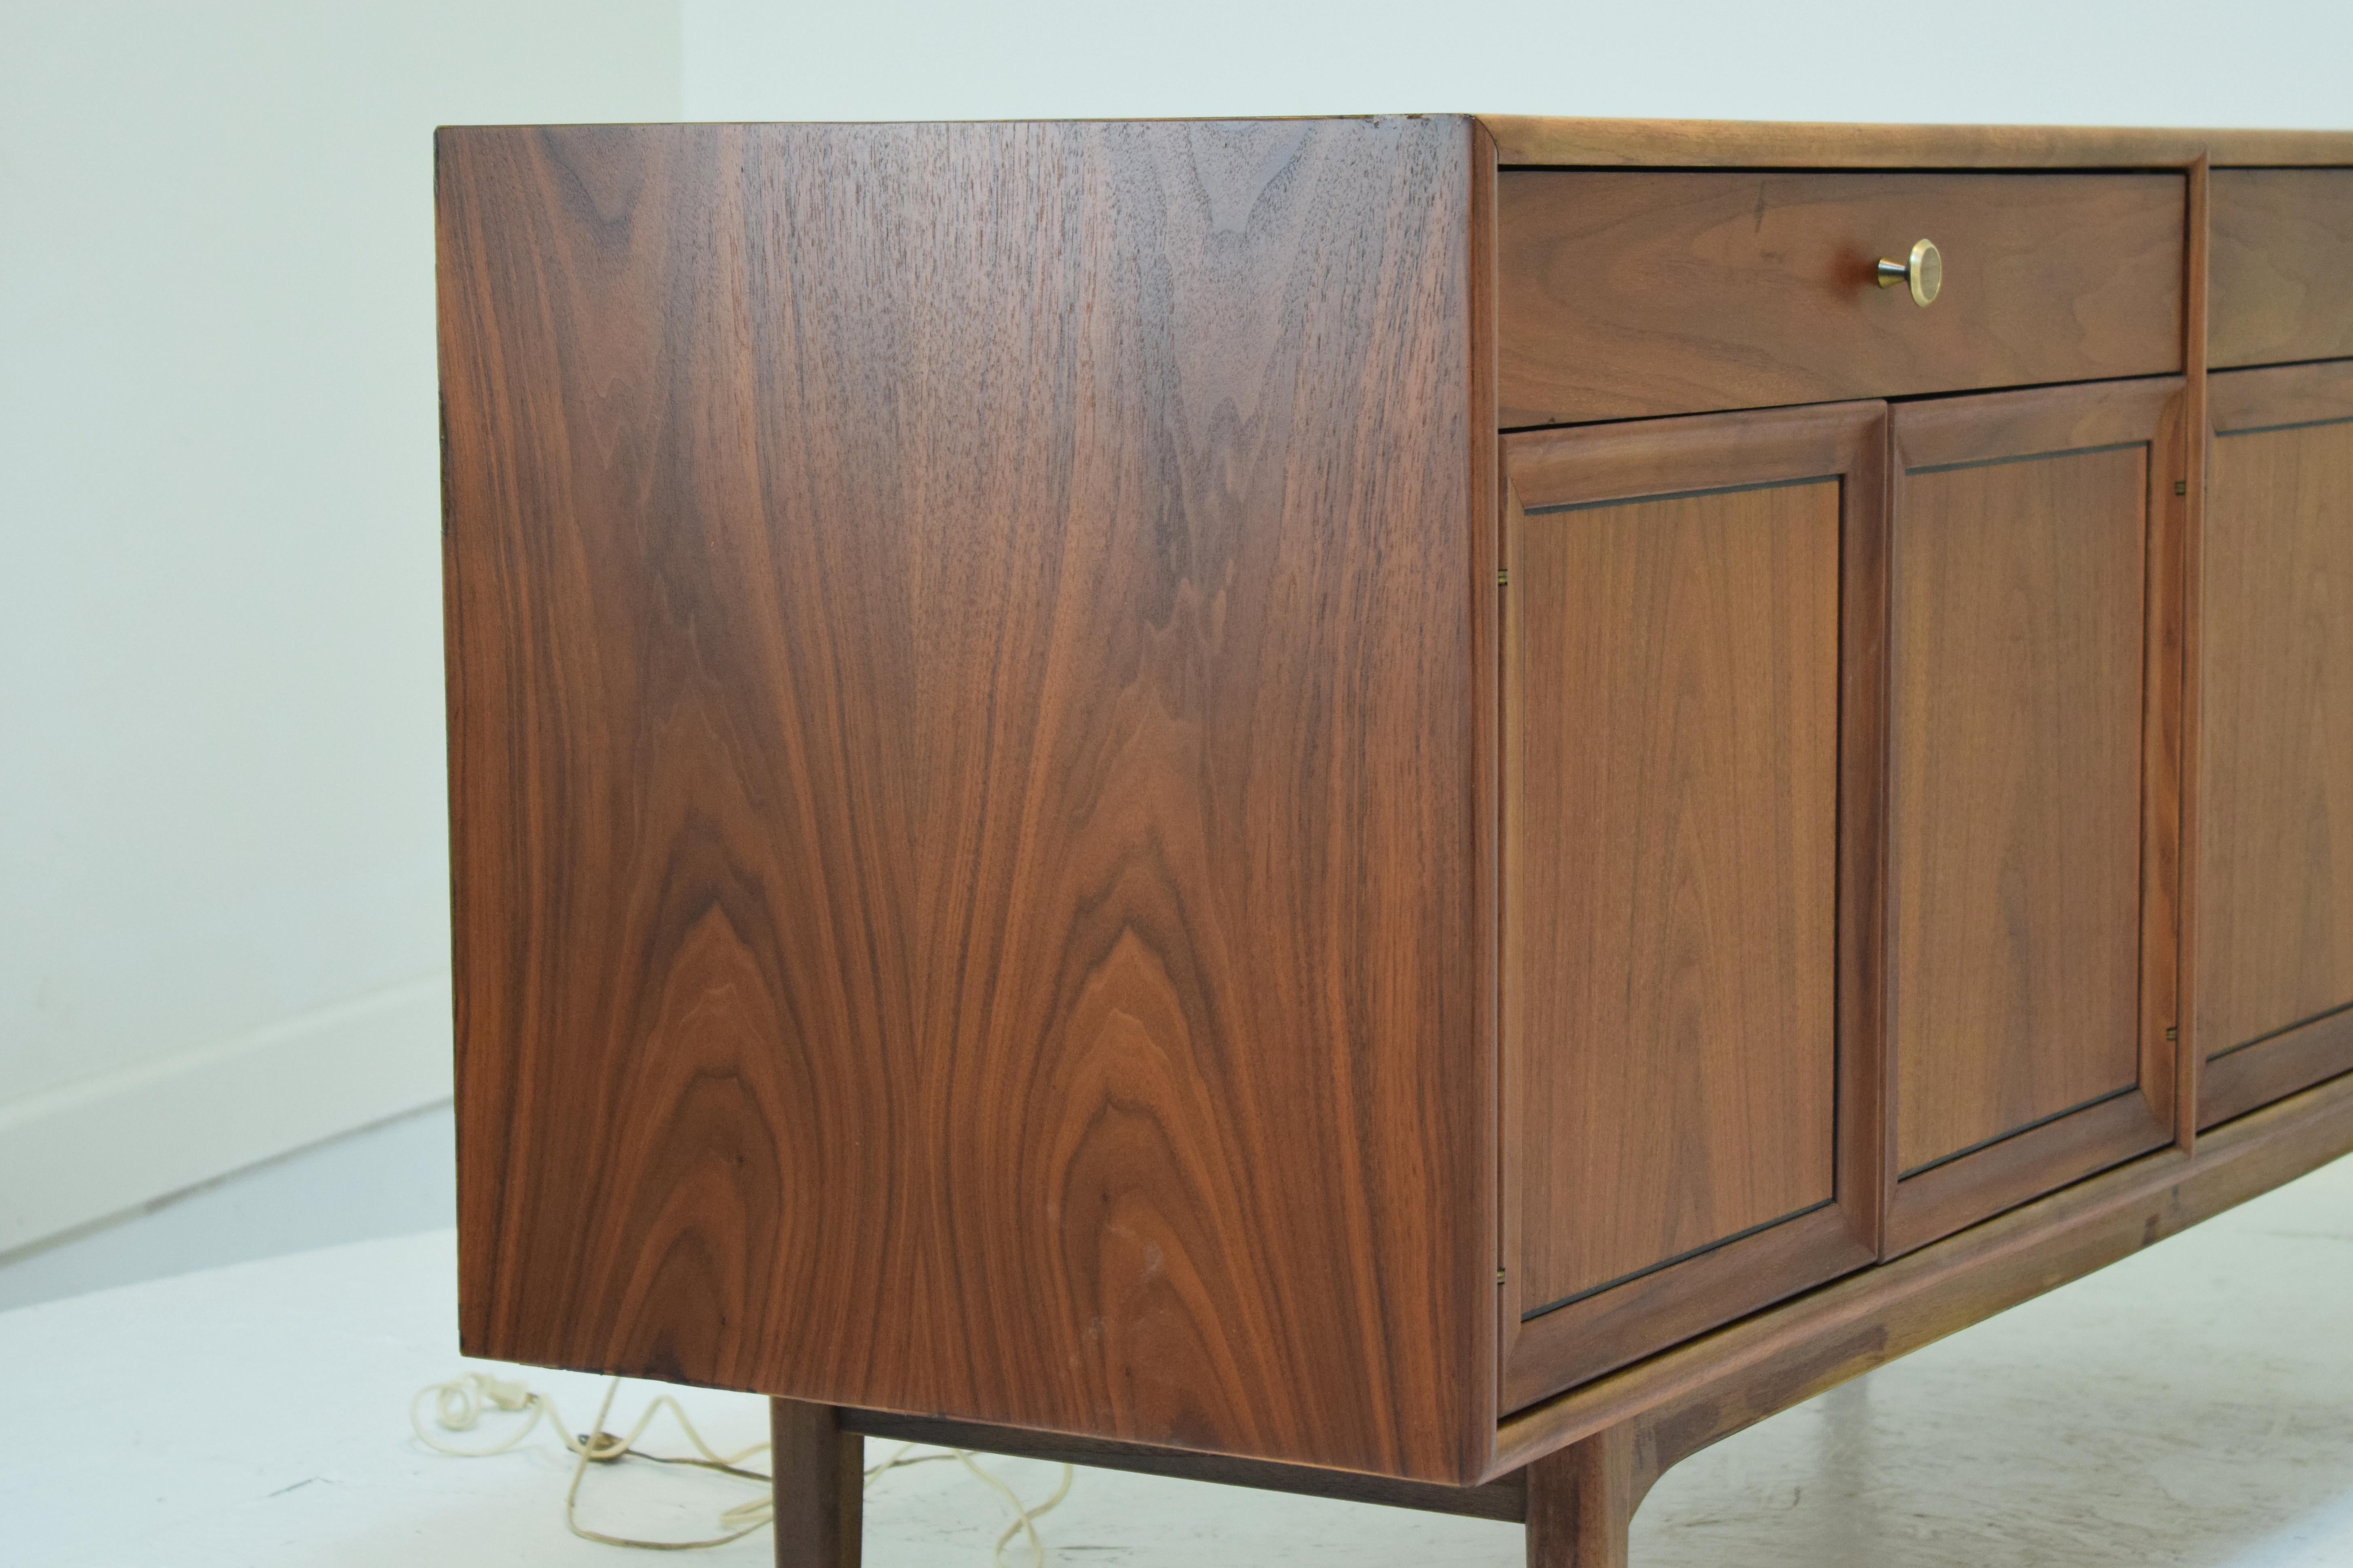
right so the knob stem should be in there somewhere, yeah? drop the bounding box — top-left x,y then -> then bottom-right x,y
1875,238 -> 1943,307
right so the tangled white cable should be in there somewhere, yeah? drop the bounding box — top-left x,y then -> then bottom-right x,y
412,1371 -> 1074,1563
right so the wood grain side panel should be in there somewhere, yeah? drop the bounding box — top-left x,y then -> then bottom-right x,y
2197,366 -> 2353,1082
2211,171 -> 2353,369
437,118 -> 1489,1482
1515,478 -> 1842,1307
1889,408 -> 2154,1175
1499,171 -> 2183,426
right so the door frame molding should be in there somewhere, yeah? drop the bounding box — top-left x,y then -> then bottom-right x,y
1498,400 -> 1890,1411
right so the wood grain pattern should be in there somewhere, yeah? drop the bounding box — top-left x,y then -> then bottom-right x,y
1468,117 -> 1505,1451
2211,356 -> 2353,430
2211,171 -> 2353,368
1884,381 -> 2183,1254
1890,375 -> 2185,468
1517,477 -> 1840,1301
1498,171 -> 2183,425
771,1402 -> 861,1568
1889,386 -> 2162,1178
1493,1063 -> 2353,1479
1477,116 -> 2353,172
1524,1426 -> 1639,1568
818,1065 -> 2353,1549
443,113 -> 2353,1509
1504,1206 -> 1868,1414
2203,1010 -> 2353,1129
437,117 -> 1495,1483
1882,1090 -> 2169,1257
2196,361 -> 2353,1121
1500,404 -> 1883,1408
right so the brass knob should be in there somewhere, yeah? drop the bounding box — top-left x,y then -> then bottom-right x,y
1876,238 -> 1942,307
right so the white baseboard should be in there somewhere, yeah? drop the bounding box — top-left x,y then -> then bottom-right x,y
0,974 -> 454,1256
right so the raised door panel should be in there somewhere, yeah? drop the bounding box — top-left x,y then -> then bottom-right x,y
1520,477 -> 1838,1299
1886,379 -> 2183,1254
2198,361 -> 2353,1126
1502,403 -> 1885,1410
1894,449 -> 2144,1163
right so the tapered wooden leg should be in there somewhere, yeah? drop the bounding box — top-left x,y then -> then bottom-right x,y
1524,1424 -> 1642,1568
771,1399 -> 862,1568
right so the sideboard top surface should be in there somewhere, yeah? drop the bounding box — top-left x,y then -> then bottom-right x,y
434,115 -> 2353,170
1479,117 -> 2353,169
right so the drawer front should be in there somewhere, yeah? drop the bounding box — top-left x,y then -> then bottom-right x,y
1499,171 -> 2184,427
2212,170 -> 2353,369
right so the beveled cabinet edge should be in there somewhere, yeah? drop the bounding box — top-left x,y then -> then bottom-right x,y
1887,375 -> 2185,469
1500,398 -> 1893,509
1496,401 -> 1889,1414
1477,116 -> 2353,170
2177,160 -> 2211,1154
1880,376 -> 2188,1259
1466,114 -> 1504,1481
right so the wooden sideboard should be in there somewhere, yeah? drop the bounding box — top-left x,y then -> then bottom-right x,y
435,116 -> 2353,1565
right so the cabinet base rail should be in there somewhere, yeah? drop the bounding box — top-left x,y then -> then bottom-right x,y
771,1065 -> 2353,1567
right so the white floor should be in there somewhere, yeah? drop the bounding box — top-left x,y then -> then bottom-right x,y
0,1101 -> 454,1313
1,1113 -> 2347,1567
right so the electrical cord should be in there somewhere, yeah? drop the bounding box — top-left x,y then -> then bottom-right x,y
412,1371 -> 1074,1562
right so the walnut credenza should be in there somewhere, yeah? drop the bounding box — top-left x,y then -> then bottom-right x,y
435,115 -> 2353,1564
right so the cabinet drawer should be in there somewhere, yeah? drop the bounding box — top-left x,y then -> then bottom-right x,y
2211,170 -> 2353,368
1499,171 -> 2184,427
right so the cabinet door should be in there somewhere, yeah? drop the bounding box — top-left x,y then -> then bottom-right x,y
2196,360 -> 2353,1125
1501,403 -> 1885,1409
1885,379 -> 2184,1254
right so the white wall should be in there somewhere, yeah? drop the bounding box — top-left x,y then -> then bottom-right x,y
679,0 -> 2353,126
0,0 -> 679,1254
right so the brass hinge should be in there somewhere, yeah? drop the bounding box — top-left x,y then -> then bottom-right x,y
1498,568 -> 1510,587
2175,480 -> 2188,496
2165,1026 -> 2179,1041
1496,1266 -> 1507,1285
